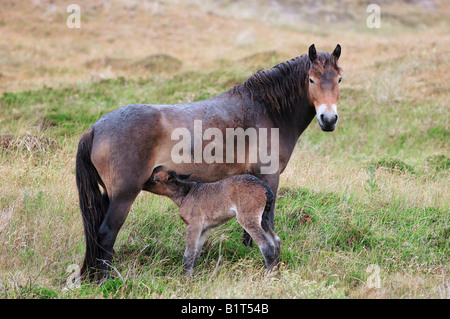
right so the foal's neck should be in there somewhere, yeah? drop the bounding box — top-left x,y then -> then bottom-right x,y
170,180 -> 197,207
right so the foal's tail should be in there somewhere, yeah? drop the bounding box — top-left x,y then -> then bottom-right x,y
242,177 -> 275,247
75,128 -> 109,280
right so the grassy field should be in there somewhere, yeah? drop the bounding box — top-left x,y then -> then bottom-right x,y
0,0 -> 449,299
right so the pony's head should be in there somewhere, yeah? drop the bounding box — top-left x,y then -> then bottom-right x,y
307,44 -> 342,132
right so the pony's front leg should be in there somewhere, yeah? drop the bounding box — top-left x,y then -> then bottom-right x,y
183,224 -> 203,277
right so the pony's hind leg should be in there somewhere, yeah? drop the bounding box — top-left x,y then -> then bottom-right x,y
96,192 -> 139,281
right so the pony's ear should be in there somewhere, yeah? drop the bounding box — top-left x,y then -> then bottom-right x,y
309,44 -> 317,62
178,173 -> 192,180
332,44 -> 341,61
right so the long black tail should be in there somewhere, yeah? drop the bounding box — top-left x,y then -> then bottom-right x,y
75,128 -> 109,280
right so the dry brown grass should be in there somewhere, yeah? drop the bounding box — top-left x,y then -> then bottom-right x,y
1,0 -> 448,95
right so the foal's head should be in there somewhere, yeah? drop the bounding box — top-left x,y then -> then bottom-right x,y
307,44 -> 342,132
151,170 -> 194,201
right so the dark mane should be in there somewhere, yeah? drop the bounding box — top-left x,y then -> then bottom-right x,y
229,54 -> 309,114
229,52 -> 340,115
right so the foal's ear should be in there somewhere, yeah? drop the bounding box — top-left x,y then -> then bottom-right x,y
309,44 -> 317,62
166,170 -> 178,181
178,173 -> 192,180
332,44 -> 341,61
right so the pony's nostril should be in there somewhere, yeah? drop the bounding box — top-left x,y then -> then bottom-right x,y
319,113 -> 338,126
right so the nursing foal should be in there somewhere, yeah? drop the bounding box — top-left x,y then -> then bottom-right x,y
150,170 -> 281,276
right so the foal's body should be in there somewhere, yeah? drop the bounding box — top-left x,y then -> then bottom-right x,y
150,171 -> 280,276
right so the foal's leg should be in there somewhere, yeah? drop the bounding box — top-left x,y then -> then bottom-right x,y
236,211 -> 280,272
243,174 -> 280,247
266,228 -> 281,263
183,224 -> 203,277
194,228 -> 212,268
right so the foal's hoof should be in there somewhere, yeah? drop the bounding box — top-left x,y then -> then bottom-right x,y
264,266 -> 281,281
267,269 -> 281,281
184,269 -> 194,278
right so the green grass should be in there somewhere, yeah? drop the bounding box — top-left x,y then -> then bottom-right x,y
1,182 -> 447,298
0,53 -> 448,299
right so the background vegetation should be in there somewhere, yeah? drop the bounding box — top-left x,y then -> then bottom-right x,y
0,0 -> 448,298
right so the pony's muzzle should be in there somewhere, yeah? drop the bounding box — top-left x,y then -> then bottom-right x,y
319,113 -> 338,131
316,104 -> 338,132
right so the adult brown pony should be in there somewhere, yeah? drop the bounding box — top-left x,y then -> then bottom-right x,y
76,44 -> 342,281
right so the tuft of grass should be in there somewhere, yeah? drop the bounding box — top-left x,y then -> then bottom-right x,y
329,219 -> 374,251
365,164 -> 378,193
373,158 -> 415,175
425,154 -> 450,172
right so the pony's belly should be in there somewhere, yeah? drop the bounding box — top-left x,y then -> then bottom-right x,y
204,206 -> 237,229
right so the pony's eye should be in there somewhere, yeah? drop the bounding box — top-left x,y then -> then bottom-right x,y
338,77 -> 342,84
309,77 -> 315,85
